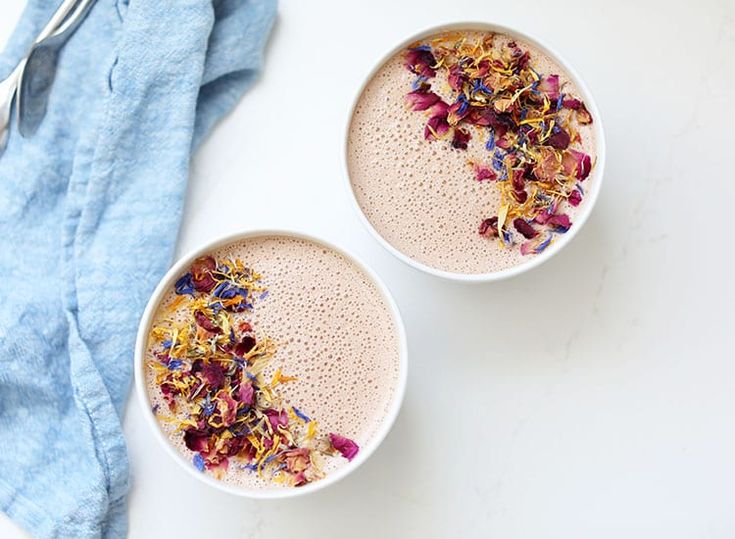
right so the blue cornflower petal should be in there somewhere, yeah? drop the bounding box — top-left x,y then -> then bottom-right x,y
535,236 -> 553,253
411,75 -> 428,90
292,406 -> 311,422
167,359 -> 184,371
492,149 -> 505,171
193,453 -> 205,472
174,273 -> 195,296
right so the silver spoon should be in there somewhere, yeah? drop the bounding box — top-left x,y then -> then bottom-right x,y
18,0 -> 97,137
0,0 -> 80,155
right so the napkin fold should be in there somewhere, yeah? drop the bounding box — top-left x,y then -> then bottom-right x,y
0,0 -> 276,536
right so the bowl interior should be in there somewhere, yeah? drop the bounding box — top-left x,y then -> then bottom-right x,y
134,229 -> 407,498
343,22 -> 606,282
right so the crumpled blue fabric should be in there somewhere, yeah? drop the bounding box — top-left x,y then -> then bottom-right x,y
0,0 -> 276,536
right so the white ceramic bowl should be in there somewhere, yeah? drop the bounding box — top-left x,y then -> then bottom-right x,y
343,22 -> 606,283
134,229 -> 408,499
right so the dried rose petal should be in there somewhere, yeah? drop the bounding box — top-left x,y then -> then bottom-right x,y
511,170 -> 525,191
562,149 -> 592,180
547,127 -> 570,150
184,429 -> 210,452
205,457 -> 229,472
447,98 -> 470,125
473,163 -> 496,182
493,97 -> 514,113
448,64 -> 466,91
425,114 -> 450,140
563,97 -> 592,124
575,103 -> 593,124
428,100 -> 449,118
534,147 -> 561,182
201,362 -> 225,388
329,433 -> 359,461
568,189 -> 583,207
217,390 -> 238,426
265,409 -> 289,431
194,310 -> 221,333
547,213 -> 571,229
466,107 -> 514,138
562,97 -> 582,109
475,59 -> 491,77
451,128 -> 471,150
515,50 -> 530,69
478,216 -> 499,237
284,448 -> 310,474
513,218 -> 538,239
191,256 -> 217,293
496,135 -> 513,149
233,336 -> 256,357
538,74 -> 560,101
404,46 -> 436,78
405,90 -> 441,111
238,381 -> 254,406
511,190 -> 528,204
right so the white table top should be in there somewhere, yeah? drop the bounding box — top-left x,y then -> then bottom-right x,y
3,0 -> 735,537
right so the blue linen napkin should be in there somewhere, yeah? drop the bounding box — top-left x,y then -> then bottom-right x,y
0,0 -> 276,537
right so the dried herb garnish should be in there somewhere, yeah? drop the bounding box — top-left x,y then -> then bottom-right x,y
149,256 -> 359,487
403,33 -> 595,255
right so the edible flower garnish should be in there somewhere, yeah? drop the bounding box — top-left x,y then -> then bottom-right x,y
149,256 -> 359,486
402,32 -> 595,254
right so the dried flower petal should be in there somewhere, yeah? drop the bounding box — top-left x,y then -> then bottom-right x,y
233,336 -> 256,357
513,218 -> 538,239
191,256 -> 217,293
478,216 -> 499,237
238,381 -> 254,406
405,90 -> 441,111
404,46 -> 436,78
425,114 -> 450,140
547,213 -> 571,229
568,189 -> 582,207
175,273 -> 194,296
150,255 -> 350,488
547,127 -> 570,150
472,162 -> 496,182
538,74 -> 560,101
451,128 -> 471,150
194,310 -> 221,333
448,64 -> 466,91
329,433 -> 359,461
397,34 -> 596,255
563,97 -> 593,124
562,149 -> 592,180
447,96 -> 470,125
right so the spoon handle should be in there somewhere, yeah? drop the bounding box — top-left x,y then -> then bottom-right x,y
0,0 -> 81,156
38,0 -> 83,43
49,0 -> 96,41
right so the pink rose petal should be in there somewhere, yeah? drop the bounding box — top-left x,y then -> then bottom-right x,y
329,433 -> 359,461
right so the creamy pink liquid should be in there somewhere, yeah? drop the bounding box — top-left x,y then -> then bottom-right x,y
145,235 -> 401,490
347,30 -> 596,274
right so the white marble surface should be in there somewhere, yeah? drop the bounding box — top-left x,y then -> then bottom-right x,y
2,0 -> 735,537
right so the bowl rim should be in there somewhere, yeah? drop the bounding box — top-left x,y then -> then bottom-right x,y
342,21 -> 606,283
134,229 -> 409,499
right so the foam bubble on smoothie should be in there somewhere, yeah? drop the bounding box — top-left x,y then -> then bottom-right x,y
145,235 -> 401,490
347,30 -> 596,275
